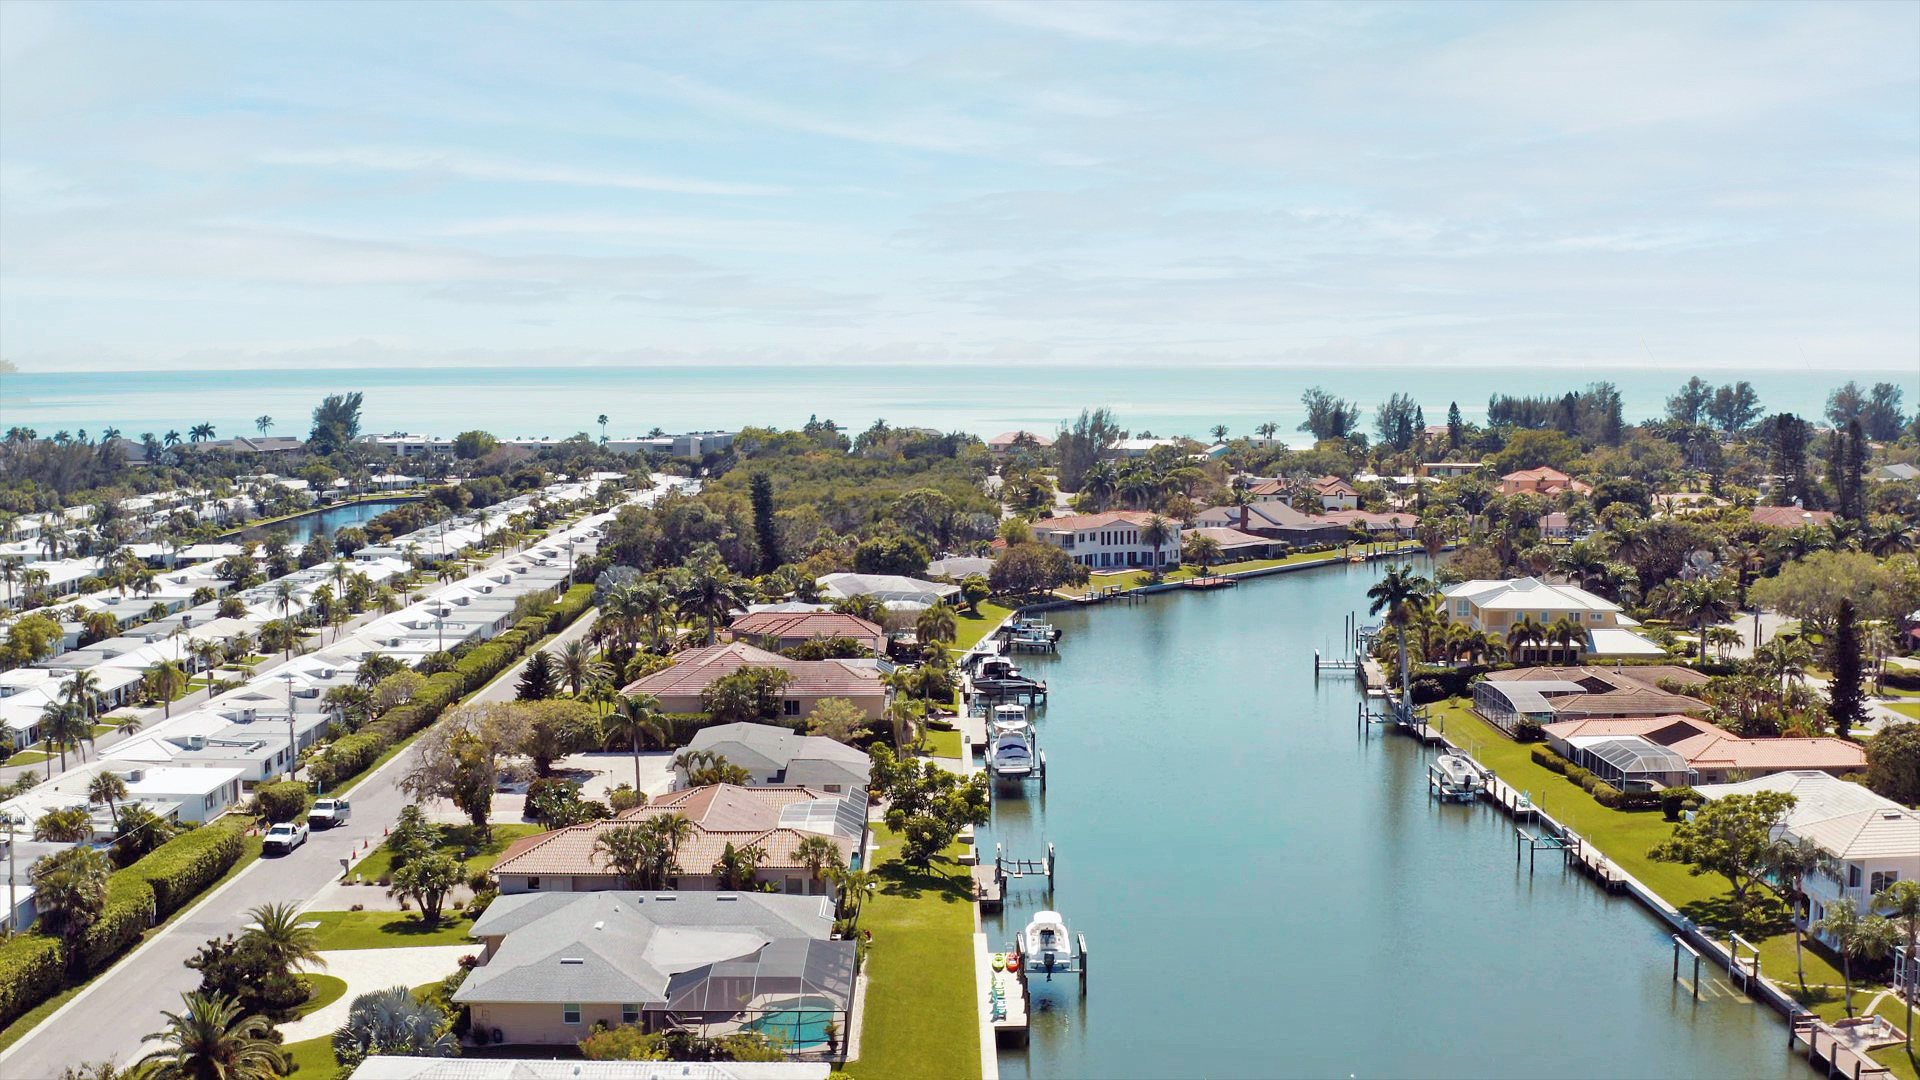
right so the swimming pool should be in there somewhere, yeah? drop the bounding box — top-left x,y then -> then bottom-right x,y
744,996 -> 837,1048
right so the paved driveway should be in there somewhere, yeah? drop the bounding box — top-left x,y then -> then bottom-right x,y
277,944 -> 480,1042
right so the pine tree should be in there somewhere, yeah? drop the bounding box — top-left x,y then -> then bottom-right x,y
749,473 -> 782,573
1829,598 -> 1867,740
1446,402 -> 1462,450
1845,419 -> 1868,521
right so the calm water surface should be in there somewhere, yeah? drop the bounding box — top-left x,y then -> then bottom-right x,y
240,498 -> 416,544
985,562 -> 1807,1080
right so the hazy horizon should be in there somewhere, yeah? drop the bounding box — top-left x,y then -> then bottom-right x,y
3,1 -> 1916,375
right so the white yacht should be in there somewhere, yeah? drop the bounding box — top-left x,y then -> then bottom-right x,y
987,711 -> 1037,777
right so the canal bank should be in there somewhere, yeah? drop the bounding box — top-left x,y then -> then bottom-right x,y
226,495 -> 422,544
980,558 -> 1808,1080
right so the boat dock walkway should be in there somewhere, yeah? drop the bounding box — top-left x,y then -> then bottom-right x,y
975,933 -> 1029,1044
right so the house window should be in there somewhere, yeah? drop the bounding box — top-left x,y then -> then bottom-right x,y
1590,613 -> 1602,622
1455,601 -> 1469,617
1874,871 -> 1901,893
527,877 -> 541,890
1850,864 -> 1863,888
824,784 -> 842,793
783,699 -> 800,716
563,1004 -> 581,1024
786,876 -> 803,894
622,1004 -> 639,1024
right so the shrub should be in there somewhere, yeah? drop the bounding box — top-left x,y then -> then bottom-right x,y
466,888 -> 498,920
254,781 -> 310,823
1409,678 -> 1447,705
310,732 -> 388,786
1513,719 -> 1546,743
78,875 -> 157,974
1660,786 -> 1701,821
547,585 -> 593,631
133,822 -> 247,917
1531,746 -> 1569,774
0,934 -> 65,1028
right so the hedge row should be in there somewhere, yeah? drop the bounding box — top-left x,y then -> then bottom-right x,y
254,781 -> 310,824
133,821 -> 247,918
0,935 -> 64,1029
309,732 -> 386,787
1529,745 -> 1658,811
78,876 -> 157,974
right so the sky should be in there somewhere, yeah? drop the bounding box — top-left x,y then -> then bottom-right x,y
1,0 -> 1917,374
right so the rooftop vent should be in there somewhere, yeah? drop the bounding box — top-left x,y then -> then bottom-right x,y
592,920 -> 604,931
654,894 -> 677,902
560,957 -> 584,965
716,894 -> 738,902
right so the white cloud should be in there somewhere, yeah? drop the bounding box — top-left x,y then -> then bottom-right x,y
259,146 -> 788,196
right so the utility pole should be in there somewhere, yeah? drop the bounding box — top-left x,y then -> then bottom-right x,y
281,673 -> 299,783
6,816 -> 16,936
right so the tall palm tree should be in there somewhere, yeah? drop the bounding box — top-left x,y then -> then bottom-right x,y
192,639 -> 224,694
136,991 -> 287,1080
62,669 -> 103,728
254,415 -> 273,438
674,560 -> 748,644
189,423 -> 215,443
147,660 -> 189,718
1875,880 -> 1920,1047
1544,617 -> 1583,665
1506,617 -> 1546,664
557,640 -> 609,698
1141,514 -> 1174,571
605,693 -> 669,792
1767,837 -> 1834,993
594,824 -> 669,889
1755,635 -> 1814,698
244,901 -> 326,977
88,770 -> 129,821
915,602 -> 958,650
711,841 -> 768,890
163,430 -> 182,449
1814,898 -> 1900,1018
40,701 -> 88,774
794,835 -> 845,896
1367,564 -> 1435,714
1669,578 -> 1735,659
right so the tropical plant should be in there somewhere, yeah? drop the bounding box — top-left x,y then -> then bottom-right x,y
557,640 -> 610,698
88,770 -> 129,821
1814,897 -> 1900,1018
137,991 -> 287,1080
1367,564 -> 1434,707
30,845 -> 110,949
1649,790 -> 1797,926
1766,837 -> 1833,993
711,841 -> 768,890
332,986 -> 458,1067
516,650 -> 559,701
245,901 -> 326,977
794,834 -> 845,893
804,697 -> 869,744
1876,880 -> 1920,1045
674,748 -> 753,787
388,851 -> 462,925
146,660 -> 189,718
914,602 -> 958,649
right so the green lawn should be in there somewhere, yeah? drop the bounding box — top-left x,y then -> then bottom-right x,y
304,909 -> 478,950
348,823 -> 543,883
1430,700 -> 1849,988
1809,993 -> 1920,1080
293,974 -> 349,1019
1054,541 -> 1427,596
281,1034 -> 336,1076
3,749 -> 49,767
924,729 -> 964,759
843,826 -> 980,1080
1887,702 -> 1920,721
0,823 -> 263,1053
949,603 -> 1013,654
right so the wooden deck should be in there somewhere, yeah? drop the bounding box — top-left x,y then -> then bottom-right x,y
1792,1014 -> 1895,1078
972,865 -> 1003,911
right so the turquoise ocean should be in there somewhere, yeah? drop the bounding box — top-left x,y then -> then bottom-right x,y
0,364 -> 1903,442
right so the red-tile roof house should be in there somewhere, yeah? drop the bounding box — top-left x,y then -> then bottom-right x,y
1028,511 -> 1183,571
987,431 -> 1054,453
1543,715 -> 1865,784
1499,467 -> 1593,496
1750,506 -> 1838,530
726,611 -> 885,655
492,784 -> 867,897
622,642 -> 888,720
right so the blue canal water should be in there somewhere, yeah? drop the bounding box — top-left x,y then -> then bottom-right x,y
984,561 -> 1809,1080
245,498 -> 416,545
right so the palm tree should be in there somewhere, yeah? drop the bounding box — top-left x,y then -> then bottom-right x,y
1767,837 -> 1834,993
254,415 -> 273,438
163,430 -> 182,449
244,901 -> 326,977
40,701 -> 88,774
1755,635 -> 1814,698
137,991 -> 287,1080
62,669 -> 103,728
1367,564 -> 1435,713
147,660 -> 189,718
0,556 -> 20,608
674,559 -> 749,644
594,825 -> 668,890
189,423 -> 215,443
597,414 -> 609,445
557,640 -> 609,698
915,602 -> 958,650
1544,617 -> 1582,665
1669,578 -> 1735,659
88,770 -> 129,821
828,867 -> 879,920
1873,879 -> 1920,1047
711,841 -> 768,890
1506,617 -> 1546,665
794,835 -> 845,896
1814,897 -> 1900,1017
1141,514 -> 1174,571
605,693 -> 669,792
1184,534 -> 1223,576
192,639 -> 223,694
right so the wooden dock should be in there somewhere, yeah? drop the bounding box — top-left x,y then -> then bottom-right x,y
972,865 -> 1003,911
1791,1013 -> 1895,1078
1182,575 -> 1236,590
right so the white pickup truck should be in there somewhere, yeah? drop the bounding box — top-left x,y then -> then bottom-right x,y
262,821 -> 309,854
307,798 -> 352,830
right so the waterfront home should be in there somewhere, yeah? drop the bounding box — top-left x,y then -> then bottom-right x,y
1439,577 -> 1665,661
1320,508 -> 1415,536
987,430 -> 1053,456
1185,526 -> 1280,562
726,611 -> 885,655
1472,666 -> 1708,736
924,554 -> 995,580
1418,461 -> 1482,478
492,784 -> 866,896
814,572 -> 959,612
674,722 -> 871,793
1695,772 -> 1920,939
1497,467 -> 1592,496
622,642 -> 888,723
1310,476 -> 1360,510
1749,506 -> 1838,529
1544,715 -> 1865,787
346,1059 -> 832,1080
452,890 -> 852,1051
1027,511 -> 1184,571
1193,503 -> 1348,546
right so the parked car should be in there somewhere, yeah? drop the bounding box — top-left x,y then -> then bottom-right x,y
307,798 -> 352,829
262,821 -> 308,854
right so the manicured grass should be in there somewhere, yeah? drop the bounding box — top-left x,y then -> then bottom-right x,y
1430,700 -> 1852,988
924,729 -> 964,759
348,823 -> 543,883
281,1033 -> 337,1076
304,909 -> 478,950
3,749 -> 49,766
0,822 -> 263,1053
1888,702 -> 1920,721
843,826 -> 980,1080
949,603 -> 1014,654
293,974 -> 349,1019
1809,994 -> 1920,1080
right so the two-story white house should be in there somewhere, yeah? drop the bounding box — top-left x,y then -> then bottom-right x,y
1028,511 -> 1184,571
1695,772 -> 1920,951
1439,576 -> 1665,660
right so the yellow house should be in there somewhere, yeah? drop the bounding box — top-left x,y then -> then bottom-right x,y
1439,577 -> 1664,660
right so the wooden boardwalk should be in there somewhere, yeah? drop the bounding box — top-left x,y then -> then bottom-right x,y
1791,1014 -> 1895,1078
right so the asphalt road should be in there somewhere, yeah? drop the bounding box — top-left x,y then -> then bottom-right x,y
0,612 -> 600,1079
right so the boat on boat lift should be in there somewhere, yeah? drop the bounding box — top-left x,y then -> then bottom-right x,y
1429,752 -> 1487,801
1015,909 -> 1088,985
986,708 -> 1039,778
